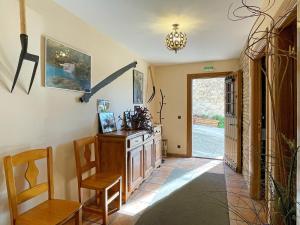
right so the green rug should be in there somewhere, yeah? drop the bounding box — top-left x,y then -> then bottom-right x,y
135,172 -> 229,225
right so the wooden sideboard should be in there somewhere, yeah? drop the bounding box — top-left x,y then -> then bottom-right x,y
98,125 -> 162,202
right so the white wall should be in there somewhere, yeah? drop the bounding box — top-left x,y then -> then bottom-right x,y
0,0 -> 148,223
153,59 -> 240,155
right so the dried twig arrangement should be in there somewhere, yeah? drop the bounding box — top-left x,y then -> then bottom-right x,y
158,89 -> 166,124
225,1 -> 297,224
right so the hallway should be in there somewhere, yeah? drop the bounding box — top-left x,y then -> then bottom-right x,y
83,158 -> 266,225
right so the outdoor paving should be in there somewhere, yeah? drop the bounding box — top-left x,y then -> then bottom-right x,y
192,124 -> 224,159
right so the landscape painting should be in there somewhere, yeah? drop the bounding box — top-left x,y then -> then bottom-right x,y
133,70 -> 144,104
45,38 -> 91,92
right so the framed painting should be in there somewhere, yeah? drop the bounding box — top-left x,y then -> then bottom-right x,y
99,112 -> 117,133
45,37 -> 91,92
133,70 -> 144,104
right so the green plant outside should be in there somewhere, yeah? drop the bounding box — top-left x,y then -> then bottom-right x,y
198,114 -> 225,128
211,115 -> 224,128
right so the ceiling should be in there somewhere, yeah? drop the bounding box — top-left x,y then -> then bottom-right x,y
54,0 -> 261,64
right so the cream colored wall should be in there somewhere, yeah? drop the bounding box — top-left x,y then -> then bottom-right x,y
153,59 -> 240,155
0,0 -> 148,223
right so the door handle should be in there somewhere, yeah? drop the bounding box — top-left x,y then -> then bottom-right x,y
229,123 -> 236,126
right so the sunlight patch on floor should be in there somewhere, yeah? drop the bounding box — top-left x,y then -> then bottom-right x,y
119,160 -> 223,216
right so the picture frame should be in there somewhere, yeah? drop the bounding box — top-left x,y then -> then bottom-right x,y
123,111 -> 134,130
45,37 -> 92,92
133,70 -> 144,104
97,99 -> 110,113
98,112 -> 117,133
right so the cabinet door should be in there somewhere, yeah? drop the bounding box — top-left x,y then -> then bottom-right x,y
144,140 -> 154,179
154,137 -> 162,168
128,146 -> 144,192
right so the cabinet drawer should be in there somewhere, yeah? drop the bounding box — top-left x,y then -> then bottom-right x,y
127,135 -> 143,149
143,133 -> 153,142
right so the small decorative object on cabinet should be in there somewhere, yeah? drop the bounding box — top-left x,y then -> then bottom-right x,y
45,37 -> 91,92
130,107 -> 153,132
97,99 -> 110,113
98,125 -> 162,202
121,111 -> 133,130
133,70 -> 144,104
99,112 -> 117,133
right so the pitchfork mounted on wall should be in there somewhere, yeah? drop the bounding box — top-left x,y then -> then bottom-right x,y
11,0 -> 39,94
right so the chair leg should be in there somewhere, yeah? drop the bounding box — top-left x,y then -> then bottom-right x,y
75,209 -> 82,225
102,188 -> 108,225
96,190 -> 101,206
118,178 -> 122,210
78,186 -> 82,203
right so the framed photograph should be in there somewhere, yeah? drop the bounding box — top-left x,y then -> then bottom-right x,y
123,111 -> 133,130
45,37 -> 91,92
99,112 -> 117,133
97,99 -> 110,113
133,70 -> 144,104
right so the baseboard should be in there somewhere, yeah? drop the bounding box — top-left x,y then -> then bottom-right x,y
167,153 -> 189,158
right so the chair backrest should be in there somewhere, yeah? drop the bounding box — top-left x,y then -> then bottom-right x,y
73,136 -> 99,185
3,147 -> 54,224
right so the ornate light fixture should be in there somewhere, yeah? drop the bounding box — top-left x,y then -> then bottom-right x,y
165,24 -> 187,53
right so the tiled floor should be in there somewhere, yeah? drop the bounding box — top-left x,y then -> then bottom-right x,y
83,158 -> 266,225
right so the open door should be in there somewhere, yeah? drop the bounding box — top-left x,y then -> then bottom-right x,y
224,71 -> 242,172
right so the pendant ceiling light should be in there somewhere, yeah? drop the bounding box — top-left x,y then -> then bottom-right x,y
165,24 -> 187,53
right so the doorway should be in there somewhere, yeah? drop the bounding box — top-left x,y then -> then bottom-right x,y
187,71 -> 242,170
191,77 -> 225,159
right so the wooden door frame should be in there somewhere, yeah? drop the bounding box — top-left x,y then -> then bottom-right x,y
248,7 -> 297,200
249,56 -> 266,199
187,71 -> 234,158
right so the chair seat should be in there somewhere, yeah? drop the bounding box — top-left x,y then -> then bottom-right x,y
16,199 -> 81,225
81,173 -> 121,190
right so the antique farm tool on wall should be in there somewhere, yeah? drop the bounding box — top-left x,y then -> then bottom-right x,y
147,67 -> 156,103
80,61 -> 137,103
11,0 -> 39,94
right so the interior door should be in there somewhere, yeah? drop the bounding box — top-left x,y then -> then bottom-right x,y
224,71 -> 242,172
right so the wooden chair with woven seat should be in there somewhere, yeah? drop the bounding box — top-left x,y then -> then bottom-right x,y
73,136 -> 122,225
3,147 -> 82,225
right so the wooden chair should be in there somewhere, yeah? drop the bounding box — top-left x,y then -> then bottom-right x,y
73,136 -> 122,225
3,147 -> 82,225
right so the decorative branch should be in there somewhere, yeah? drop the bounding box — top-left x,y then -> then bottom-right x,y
157,89 -> 166,124
227,1 -> 297,224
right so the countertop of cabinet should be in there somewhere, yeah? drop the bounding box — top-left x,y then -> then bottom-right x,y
98,125 -> 161,139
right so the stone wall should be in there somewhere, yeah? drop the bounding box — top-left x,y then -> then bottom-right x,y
192,78 -> 225,117
240,52 -> 250,186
